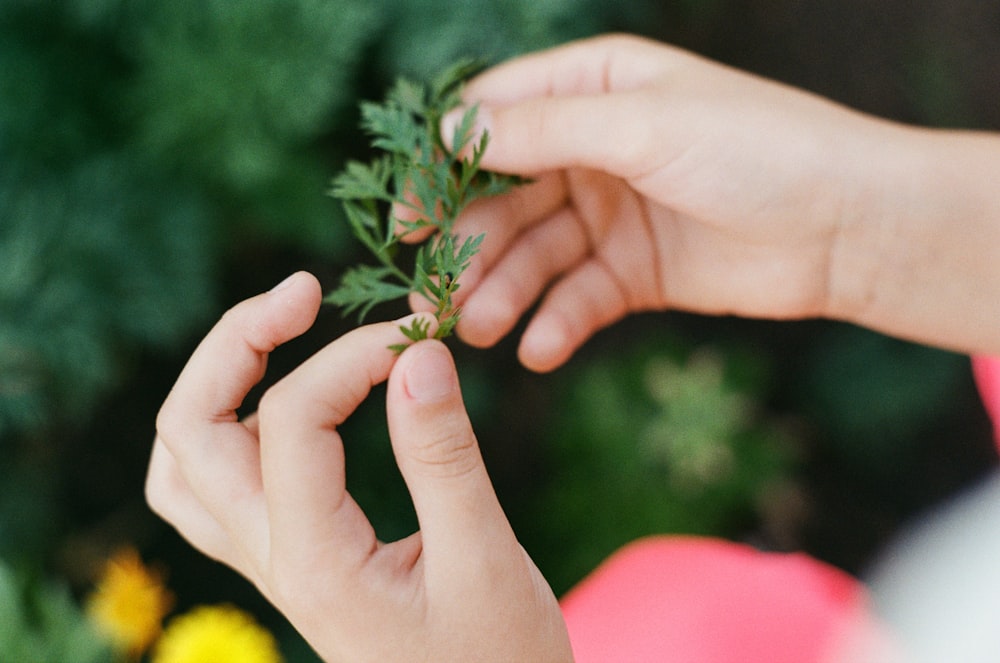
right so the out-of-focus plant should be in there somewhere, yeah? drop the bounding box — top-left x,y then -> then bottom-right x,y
0,547 -> 286,663
640,350 -> 761,493
326,61 -> 523,344
151,605 -> 284,663
85,548 -> 174,660
0,560 -> 112,663
0,0 -> 654,439
531,339 -> 799,594
0,160 -> 214,439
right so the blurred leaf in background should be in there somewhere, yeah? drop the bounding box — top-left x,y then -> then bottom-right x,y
0,560 -> 112,663
368,0 -> 652,79
0,159 -> 214,439
124,0 -> 378,250
0,0 -> 660,442
792,323 -> 987,572
528,337 -> 799,594
803,325 -> 969,471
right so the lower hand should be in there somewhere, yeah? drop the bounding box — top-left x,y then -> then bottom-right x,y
146,272 -> 573,662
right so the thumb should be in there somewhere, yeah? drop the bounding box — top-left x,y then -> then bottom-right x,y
386,340 -> 510,552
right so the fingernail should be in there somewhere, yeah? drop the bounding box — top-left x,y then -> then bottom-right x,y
270,272 -> 298,293
404,342 -> 457,403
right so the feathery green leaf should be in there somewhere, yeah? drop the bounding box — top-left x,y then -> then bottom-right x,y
326,60 -> 524,343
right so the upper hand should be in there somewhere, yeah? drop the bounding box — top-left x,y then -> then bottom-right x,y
146,272 -> 573,662
442,34 -> 896,371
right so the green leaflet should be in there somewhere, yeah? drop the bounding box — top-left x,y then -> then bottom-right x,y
324,265 -> 413,321
327,60 -> 524,349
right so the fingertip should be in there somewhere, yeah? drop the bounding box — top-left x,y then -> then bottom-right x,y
268,269 -> 313,290
391,193 -> 436,243
386,338 -> 481,488
265,271 -> 323,339
398,340 -> 458,404
440,108 -> 462,151
454,301 -> 506,349
398,225 -> 436,244
268,271 -> 321,308
455,323 -> 500,350
407,290 -> 437,315
164,272 -> 322,422
518,315 -> 574,374
453,276 -> 531,349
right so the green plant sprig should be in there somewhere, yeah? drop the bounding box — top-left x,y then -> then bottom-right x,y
325,60 -> 524,350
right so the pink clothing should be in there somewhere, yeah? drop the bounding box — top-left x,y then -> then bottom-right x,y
972,356 -> 1000,451
559,358 -> 1000,662
561,537 -> 867,663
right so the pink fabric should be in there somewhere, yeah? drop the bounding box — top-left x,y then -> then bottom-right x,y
560,536 -> 867,663
560,357 -> 1000,661
972,356 -> 1000,452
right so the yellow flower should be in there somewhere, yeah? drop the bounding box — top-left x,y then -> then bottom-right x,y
152,604 -> 284,663
85,547 -> 174,659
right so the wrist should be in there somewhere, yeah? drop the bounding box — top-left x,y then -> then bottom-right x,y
829,123 -> 1000,355
818,110 -> 920,329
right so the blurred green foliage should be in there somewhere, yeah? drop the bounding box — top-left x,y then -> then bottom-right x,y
0,0 -> 648,440
0,159 -> 214,436
1,1 -> 997,660
0,561 -> 111,663
531,340 -> 798,594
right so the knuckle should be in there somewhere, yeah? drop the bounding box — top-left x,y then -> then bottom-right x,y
410,425 -> 480,479
598,32 -> 638,49
265,562 -> 295,606
256,380 -> 292,422
144,477 -> 166,518
598,32 -> 658,54
144,455 -> 176,520
154,404 -> 183,452
264,560 -> 322,625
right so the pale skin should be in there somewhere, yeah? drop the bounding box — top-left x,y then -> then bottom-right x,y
147,273 -> 572,662
147,34 -> 1000,661
437,34 -> 1000,371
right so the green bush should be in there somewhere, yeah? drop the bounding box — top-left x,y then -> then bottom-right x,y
0,0 -> 654,440
0,561 -> 111,663
529,338 -> 798,593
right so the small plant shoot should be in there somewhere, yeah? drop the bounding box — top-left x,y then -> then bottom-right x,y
325,61 -> 524,349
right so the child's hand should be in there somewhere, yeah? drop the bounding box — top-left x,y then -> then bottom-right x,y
440,34 -> 907,371
146,272 -> 573,663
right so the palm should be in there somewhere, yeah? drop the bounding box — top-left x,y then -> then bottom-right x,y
454,165 -> 834,371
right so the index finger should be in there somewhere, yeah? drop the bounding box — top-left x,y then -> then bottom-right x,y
463,34 -> 672,104
258,314 -> 439,571
155,271 -> 322,480
156,273 -> 321,514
